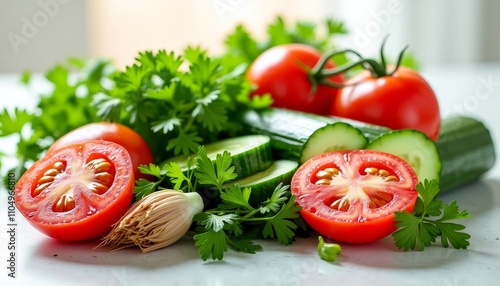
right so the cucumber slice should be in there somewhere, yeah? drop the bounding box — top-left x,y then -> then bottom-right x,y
301,123 -> 368,163
240,108 -> 368,164
162,135 -> 273,180
436,116 -> 496,192
366,129 -> 442,183
222,160 -> 299,206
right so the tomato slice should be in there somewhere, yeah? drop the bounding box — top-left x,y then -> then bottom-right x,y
291,150 -> 418,243
15,140 -> 134,241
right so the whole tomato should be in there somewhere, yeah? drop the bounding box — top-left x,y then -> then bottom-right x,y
330,66 -> 441,141
48,122 -> 155,179
246,43 -> 345,115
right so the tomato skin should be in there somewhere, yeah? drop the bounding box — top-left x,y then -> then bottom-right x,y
247,43 -> 345,115
291,150 -> 418,244
15,140 -> 134,241
331,66 -> 440,140
48,122 -> 154,179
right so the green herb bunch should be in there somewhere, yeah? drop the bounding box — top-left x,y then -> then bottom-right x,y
136,146 -> 304,260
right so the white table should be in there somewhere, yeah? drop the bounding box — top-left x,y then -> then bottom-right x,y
1,63 -> 499,286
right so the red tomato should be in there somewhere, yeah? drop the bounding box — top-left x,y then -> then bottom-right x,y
48,122 -> 154,179
330,66 -> 440,140
291,150 -> 418,244
246,43 -> 345,115
15,140 -> 134,241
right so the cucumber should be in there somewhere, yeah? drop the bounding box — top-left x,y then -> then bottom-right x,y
221,160 -> 299,206
162,135 -> 273,180
366,129 -> 442,183
436,116 -> 496,192
329,116 -> 391,142
240,108 -> 368,163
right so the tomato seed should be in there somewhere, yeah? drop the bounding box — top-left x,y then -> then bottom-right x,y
52,194 -> 75,212
33,161 -> 67,197
84,158 -> 114,195
364,167 -> 399,182
88,182 -> 110,195
315,167 -> 340,184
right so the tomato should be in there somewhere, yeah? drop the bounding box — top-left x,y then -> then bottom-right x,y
330,66 -> 441,140
291,150 -> 418,244
48,122 -> 155,179
246,43 -> 345,115
15,140 -> 134,241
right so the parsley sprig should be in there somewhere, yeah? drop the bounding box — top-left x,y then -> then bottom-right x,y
392,179 -> 472,251
92,47 -> 272,160
135,146 -> 303,260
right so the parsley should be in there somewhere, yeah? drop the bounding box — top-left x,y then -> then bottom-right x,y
92,48 -> 269,161
223,16 -> 348,69
0,59 -> 114,186
392,179 -> 472,251
137,146 -> 303,260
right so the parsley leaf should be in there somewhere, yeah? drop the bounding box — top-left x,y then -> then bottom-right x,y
392,179 -> 471,251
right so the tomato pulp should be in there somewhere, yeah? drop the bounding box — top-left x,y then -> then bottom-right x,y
291,150 -> 418,243
331,66 -> 441,140
247,43 -> 345,115
15,140 -> 135,241
48,122 -> 155,179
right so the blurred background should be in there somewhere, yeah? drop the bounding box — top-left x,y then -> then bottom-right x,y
1,0 -> 500,73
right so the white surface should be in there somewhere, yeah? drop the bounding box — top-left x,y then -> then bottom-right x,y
1,64 -> 500,286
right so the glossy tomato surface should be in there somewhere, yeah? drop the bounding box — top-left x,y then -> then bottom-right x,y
331,66 -> 440,140
247,43 -> 345,115
48,122 -> 154,179
291,150 -> 418,243
15,140 -> 134,241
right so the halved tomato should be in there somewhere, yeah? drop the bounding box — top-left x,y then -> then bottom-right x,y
291,150 -> 418,243
15,140 -> 134,241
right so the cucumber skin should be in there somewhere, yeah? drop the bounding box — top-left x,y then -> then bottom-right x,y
436,116 -> 496,192
240,108 -> 376,161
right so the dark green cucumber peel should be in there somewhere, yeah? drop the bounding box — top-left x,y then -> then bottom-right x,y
366,129 -> 442,183
221,160 -> 299,206
436,116 -> 496,192
161,135 -> 273,180
240,108 -> 368,163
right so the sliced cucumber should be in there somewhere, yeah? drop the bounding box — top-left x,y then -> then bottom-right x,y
162,135 -> 273,180
240,108 -> 368,163
366,129 -> 442,183
222,160 -> 299,206
436,116 -> 496,192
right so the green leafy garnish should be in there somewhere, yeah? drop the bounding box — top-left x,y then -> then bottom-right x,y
392,179 -> 471,251
92,48 -> 268,160
222,16 -> 349,71
191,146 -> 302,260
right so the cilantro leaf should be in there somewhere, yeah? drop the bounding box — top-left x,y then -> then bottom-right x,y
194,146 -> 237,189
138,163 -> 163,179
133,178 -> 161,200
259,183 -> 290,214
193,229 -> 228,261
261,196 -> 301,245
0,108 -> 33,136
393,179 -> 471,251
218,184 -> 254,211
